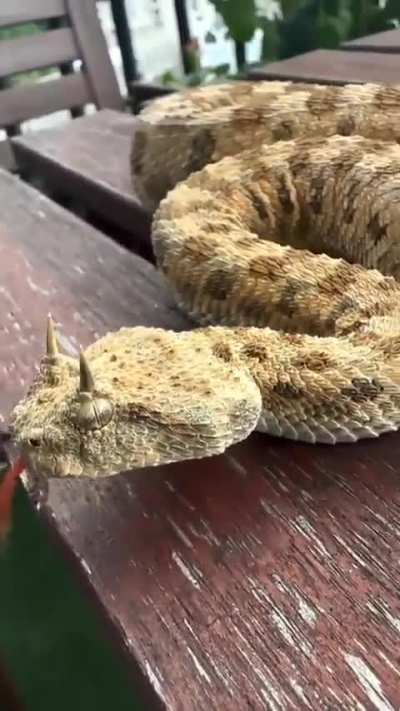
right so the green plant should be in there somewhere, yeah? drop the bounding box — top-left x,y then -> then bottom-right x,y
158,0 -> 400,90
208,0 -> 400,67
273,0 -> 353,60
209,0 -> 259,43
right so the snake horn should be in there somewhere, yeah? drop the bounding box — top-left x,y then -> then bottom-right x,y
46,314 -> 59,359
79,351 -> 95,393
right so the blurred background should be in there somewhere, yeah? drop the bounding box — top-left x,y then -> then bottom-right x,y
98,0 -> 400,89
3,0 -> 400,137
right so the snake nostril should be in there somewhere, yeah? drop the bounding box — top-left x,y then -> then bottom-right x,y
28,438 -> 41,448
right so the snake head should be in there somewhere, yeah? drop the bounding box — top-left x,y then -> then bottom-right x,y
9,316 -> 111,477
9,319 -> 261,478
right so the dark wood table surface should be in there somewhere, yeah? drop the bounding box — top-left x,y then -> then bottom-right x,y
3,168 -> 400,709
248,48 -> 400,85
343,27 -> 400,53
11,109 -> 151,253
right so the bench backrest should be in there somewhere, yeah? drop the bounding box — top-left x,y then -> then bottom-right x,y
0,0 -> 123,168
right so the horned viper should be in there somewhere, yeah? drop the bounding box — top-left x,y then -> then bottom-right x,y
9,80 -> 400,479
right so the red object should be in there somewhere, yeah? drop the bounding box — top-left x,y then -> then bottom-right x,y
0,457 -> 25,542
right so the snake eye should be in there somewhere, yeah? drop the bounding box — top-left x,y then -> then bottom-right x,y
77,396 -> 113,431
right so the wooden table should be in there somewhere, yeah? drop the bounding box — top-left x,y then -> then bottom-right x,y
11,109 -> 151,255
3,170 -> 400,709
343,27 -> 400,53
248,48 -> 400,85
128,81 -> 176,115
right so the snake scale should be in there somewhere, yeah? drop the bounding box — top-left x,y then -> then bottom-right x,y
9,80 -> 400,479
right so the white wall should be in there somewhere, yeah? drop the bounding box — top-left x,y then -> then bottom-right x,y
98,0 -> 184,85
125,0 -> 183,80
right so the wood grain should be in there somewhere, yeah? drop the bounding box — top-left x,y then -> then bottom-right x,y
249,48 -> 400,85
343,28 -> 400,53
12,110 -> 151,251
2,170 -> 400,709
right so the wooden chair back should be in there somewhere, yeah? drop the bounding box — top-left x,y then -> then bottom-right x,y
0,0 -> 123,169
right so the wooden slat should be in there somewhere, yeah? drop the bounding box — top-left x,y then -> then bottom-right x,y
248,49 -> 400,86
0,0 -> 65,28
0,139 -> 16,172
0,72 -> 90,126
342,28 -> 400,53
67,0 -> 123,110
0,28 -> 78,79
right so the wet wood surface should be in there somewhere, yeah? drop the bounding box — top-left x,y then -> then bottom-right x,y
2,170 -> 400,709
12,109 -> 151,251
249,48 -> 400,85
343,28 -> 400,53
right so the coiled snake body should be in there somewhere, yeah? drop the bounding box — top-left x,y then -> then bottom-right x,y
10,81 -> 400,478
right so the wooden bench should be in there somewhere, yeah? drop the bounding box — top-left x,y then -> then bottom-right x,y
0,0 -> 123,170
12,109 -> 151,254
3,168 -> 400,708
1,0 -> 152,250
343,27 -> 400,53
248,48 -> 400,85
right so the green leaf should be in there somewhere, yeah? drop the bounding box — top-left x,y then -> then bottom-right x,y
258,16 -> 280,61
209,0 -> 258,42
317,3 -> 352,46
279,0 -> 308,19
316,14 -> 342,47
277,0 -> 320,59
385,0 -> 400,18
321,0 -> 340,15
212,62 -> 231,75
